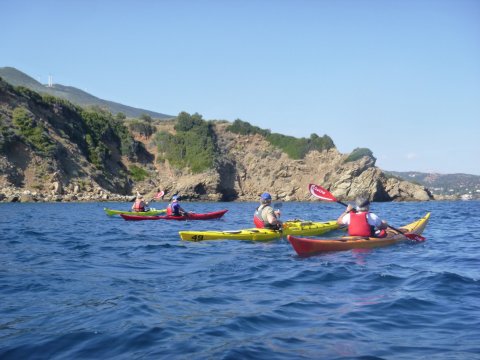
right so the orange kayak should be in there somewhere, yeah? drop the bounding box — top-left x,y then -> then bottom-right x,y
288,213 -> 430,255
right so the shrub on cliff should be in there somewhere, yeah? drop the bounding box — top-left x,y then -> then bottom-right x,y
81,107 -> 138,167
0,114 -> 15,152
155,112 -> 216,173
128,119 -> 156,138
227,119 -> 335,159
227,119 -> 270,137
12,106 -> 56,156
129,165 -> 149,181
344,147 -> 376,163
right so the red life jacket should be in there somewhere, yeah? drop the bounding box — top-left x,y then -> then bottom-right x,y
348,212 -> 373,237
166,204 -> 173,215
253,206 -> 266,228
133,200 -> 145,212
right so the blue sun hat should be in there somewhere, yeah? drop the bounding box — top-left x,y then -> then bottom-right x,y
260,192 -> 272,201
172,195 -> 179,201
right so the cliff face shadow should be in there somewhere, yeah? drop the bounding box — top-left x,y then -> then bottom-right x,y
217,160 -> 238,201
4,142 -> 28,186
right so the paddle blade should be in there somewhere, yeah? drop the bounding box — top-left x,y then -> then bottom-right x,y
404,233 -> 426,242
308,184 -> 337,202
154,190 -> 165,199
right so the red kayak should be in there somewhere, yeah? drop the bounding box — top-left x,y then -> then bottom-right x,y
120,209 -> 228,221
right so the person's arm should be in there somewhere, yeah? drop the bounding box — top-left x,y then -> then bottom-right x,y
378,220 -> 388,229
337,204 -> 353,224
369,213 -> 388,229
179,206 -> 187,215
266,209 -> 282,227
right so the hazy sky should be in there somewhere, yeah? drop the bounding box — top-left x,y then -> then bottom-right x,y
2,0 -> 479,175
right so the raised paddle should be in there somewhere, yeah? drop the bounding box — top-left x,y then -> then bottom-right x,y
152,190 -> 165,201
144,190 -> 166,212
273,202 -> 283,218
308,183 -> 426,242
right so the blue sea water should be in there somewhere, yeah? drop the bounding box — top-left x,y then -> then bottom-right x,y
0,200 -> 479,360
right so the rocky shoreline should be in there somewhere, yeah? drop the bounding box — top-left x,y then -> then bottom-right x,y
0,185 -> 462,203
0,186 -> 134,203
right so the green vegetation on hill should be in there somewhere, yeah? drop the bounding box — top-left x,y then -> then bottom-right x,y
127,119 -> 156,138
80,106 -> 138,168
227,119 -> 335,159
0,113 -> 15,152
129,165 -> 149,181
2,77 -> 142,171
12,106 -> 56,156
155,112 -> 217,173
0,75 -> 168,194
227,119 -> 269,137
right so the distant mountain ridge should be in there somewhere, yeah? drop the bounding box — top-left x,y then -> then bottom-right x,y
0,66 -> 173,119
386,171 -> 480,198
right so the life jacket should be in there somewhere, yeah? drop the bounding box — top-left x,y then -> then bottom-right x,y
254,205 -> 279,229
254,205 -> 266,228
348,212 -> 374,237
254,207 -> 266,228
133,199 -> 145,212
167,202 -> 180,216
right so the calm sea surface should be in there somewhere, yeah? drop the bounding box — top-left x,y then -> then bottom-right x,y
1,201 -> 479,360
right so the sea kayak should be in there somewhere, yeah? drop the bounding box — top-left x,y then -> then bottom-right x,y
104,207 -> 167,216
179,219 -> 340,241
120,209 -> 228,221
288,213 -> 430,255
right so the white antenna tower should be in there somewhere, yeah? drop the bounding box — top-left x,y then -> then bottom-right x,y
48,75 -> 53,88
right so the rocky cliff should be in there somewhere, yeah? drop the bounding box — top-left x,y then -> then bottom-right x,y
150,122 -> 432,203
0,77 -> 432,203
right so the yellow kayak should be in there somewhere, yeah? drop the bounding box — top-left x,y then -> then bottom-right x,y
179,219 -> 340,241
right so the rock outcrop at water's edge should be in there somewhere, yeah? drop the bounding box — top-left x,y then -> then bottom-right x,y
150,123 -> 432,203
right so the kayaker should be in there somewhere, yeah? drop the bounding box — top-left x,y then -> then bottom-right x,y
167,195 -> 187,216
132,193 -> 148,212
254,192 -> 282,230
337,196 -> 388,237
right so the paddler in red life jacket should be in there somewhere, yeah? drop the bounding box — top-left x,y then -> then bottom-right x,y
167,195 -> 187,216
131,193 -> 148,212
337,196 -> 388,237
254,192 -> 282,230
